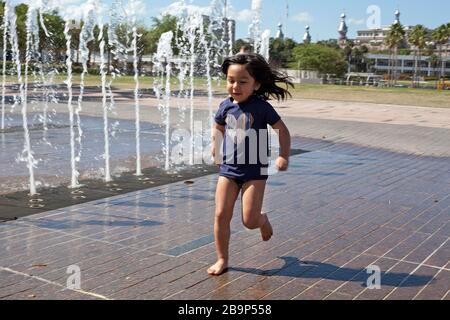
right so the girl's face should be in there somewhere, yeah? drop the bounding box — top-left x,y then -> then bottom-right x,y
226,64 -> 260,104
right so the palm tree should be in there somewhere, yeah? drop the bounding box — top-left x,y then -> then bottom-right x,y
408,25 -> 427,87
445,23 -> 450,81
385,22 -> 405,86
432,24 -> 450,86
384,34 -> 396,85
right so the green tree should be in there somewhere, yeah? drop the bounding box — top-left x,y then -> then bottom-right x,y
233,38 -> 252,54
143,15 -> 178,55
69,23 -> 81,64
14,3 -> 27,60
346,45 -> 369,73
269,37 -> 297,68
408,24 -> 428,87
316,39 -> 340,50
385,22 -> 405,85
291,44 -> 347,77
39,11 -> 66,63
0,3 -> 68,63
432,23 -> 450,82
0,1 -> 5,49
343,42 -> 353,73
427,54 -> 440,83
135,26 -> 149,73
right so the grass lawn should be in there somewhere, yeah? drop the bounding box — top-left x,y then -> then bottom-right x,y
3,74 -> 450,108
290,84 -> 450,109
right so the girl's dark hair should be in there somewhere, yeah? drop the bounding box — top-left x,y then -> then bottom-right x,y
222,53 -> 294,101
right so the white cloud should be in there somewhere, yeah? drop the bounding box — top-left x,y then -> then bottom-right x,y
348,18 -> 365,25
59,1 -> 108,24
218,3 -> 254,23
160,2 -> 211,19
11,0 -> 81,10
251,0 -> 262,11
292,12 -> 314,24
123,0 -> 148,22
11,0 -> 146,24
234,9 -> 254,22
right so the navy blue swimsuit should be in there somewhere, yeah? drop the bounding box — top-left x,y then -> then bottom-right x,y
214,95 -> 281,186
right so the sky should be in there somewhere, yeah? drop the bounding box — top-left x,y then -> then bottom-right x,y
11,0 -> 450,42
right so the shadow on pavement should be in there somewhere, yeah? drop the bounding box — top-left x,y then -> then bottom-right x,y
231,256 -> 434,288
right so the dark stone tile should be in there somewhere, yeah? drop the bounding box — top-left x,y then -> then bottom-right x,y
384,266 -> 439,300
414,270 -> 450,300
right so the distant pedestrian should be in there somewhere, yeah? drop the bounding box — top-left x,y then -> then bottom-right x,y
239,45 -> 252,54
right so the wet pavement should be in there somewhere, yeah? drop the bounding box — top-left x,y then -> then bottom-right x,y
0,112 -> 164,195
0,134 -> 449,300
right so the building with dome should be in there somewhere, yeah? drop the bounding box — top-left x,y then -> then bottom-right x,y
276,22 -> 284,40
303,25 -> 312,44
338,13 -> 348,47
349,10 -> 450,77
354,10 -> 413,50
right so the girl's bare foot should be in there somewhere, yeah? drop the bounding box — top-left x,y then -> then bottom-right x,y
207,259 -> 228,276
260,214 -> 273,241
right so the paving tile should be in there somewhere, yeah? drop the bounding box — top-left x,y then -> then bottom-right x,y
323,292 -> 354,300
352,257 -> 402,300
413,270 -> 450,300
424,245 -> 450,268
140,267 -> 210,300
292,286 -> 334,300
384,266 -> 439,300
338,261 -> 417,299
384,232 -> 431,260
0,276 -> 44,299
232,277 -> 292,300
403,236 -> 449,265
2,137 -> 450,300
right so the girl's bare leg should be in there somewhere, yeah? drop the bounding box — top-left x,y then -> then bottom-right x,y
208,177 -> 240,276
241,180 -> 273,241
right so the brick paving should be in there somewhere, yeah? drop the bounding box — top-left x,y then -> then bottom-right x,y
0,131 -> 449,300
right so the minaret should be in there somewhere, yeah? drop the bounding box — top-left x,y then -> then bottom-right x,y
303,25 -> 311,44
338,13 -> 348,47
394,10 -> 400,24
276,22 -> 284,39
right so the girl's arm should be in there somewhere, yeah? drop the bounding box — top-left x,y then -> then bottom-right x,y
271,120 -> 291,171
212,123 -> 225,164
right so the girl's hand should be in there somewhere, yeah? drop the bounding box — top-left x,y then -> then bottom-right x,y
211,147 -> 221,166
275,156 -> 289,171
